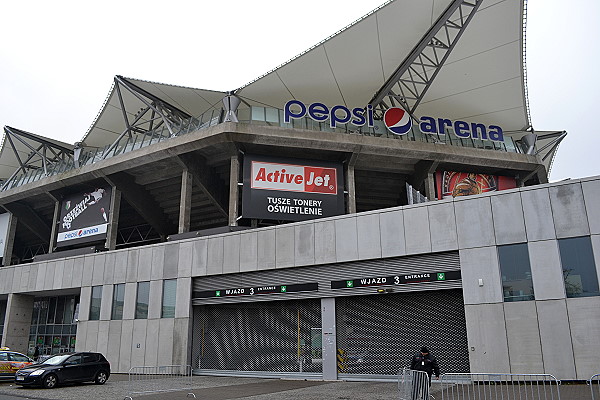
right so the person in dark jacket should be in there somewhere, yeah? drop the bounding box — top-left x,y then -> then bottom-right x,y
410,346 -> 440,382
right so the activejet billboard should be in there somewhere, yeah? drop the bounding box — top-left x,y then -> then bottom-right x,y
242,155 -> 345,221
56,186 -> 112,247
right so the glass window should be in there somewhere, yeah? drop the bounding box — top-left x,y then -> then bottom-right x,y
135,282 -> 150,319
161,279 -> 177,318
559,236 -> 600,298
89,286 -> 102,321
498,243 -> 535,302
9,353 -> 30,362
111,284 -> 125,320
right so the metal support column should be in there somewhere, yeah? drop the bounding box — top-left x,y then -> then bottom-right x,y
346,151 -> 359,214
425,172 -> 437,201
179,169 -> 193,234
321,298 -> 337,381
2,213 -> 17,267
48,197 -> 60,253
228,155 -> 240,227
105,188 -> 121,250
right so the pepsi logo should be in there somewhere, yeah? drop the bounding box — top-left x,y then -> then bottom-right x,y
384,107 -> 412,135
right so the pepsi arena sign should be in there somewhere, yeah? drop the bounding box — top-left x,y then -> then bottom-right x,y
284,100 -> 504,142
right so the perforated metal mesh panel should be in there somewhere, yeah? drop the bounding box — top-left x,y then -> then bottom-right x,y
192,299 -> 322,373
336,289 -> 469,375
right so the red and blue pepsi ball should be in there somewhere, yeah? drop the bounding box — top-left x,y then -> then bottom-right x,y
384,107 -> 412,135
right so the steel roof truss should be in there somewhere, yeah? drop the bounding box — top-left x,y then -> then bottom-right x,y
369,0 -> 483,117
1,127 -> 74,190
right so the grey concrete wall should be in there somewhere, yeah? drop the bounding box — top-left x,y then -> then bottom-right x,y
0,176 -> 598,379
3,293 -> 34,353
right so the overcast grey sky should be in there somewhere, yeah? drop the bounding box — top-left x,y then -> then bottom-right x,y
0,0 -> 597,182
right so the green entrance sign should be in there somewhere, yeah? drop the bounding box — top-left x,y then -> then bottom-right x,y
437,273 -> 446,280
346,281 -> 354,288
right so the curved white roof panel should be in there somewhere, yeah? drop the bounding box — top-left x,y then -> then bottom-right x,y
81,77 -> 227,148
237,0 -> 530,133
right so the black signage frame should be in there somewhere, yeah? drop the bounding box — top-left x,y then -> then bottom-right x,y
193,282 -> 319,299
56,185 -> 112,248
331,270 -> 461,289
241,154 -> 345,222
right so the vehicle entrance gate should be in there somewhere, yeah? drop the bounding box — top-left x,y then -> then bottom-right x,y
192,299 -> 322,375
336,289 -> 470,377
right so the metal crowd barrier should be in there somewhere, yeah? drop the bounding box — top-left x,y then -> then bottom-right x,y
590,374 -> 600,400
439,373 -> 561,400
398,367 -> 432,400
123,365 -> 196,400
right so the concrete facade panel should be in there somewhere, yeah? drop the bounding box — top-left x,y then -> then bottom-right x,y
27,264 -> 38,291
428,202 -> 458,252
103,253 -> 115,284
503,301 -> 543,373
491,192 -> 527,245
158,318 -> 175,365
173,318 -> 190,367
582,178 -> 600,235
79,286 -> 91,321
257,228 -> 276,270
11,268 -> 21,293
125,249 -> 139,283
164,243 -> 180,279
521,188 -> 556,241
82,256 -> 94,286
91,254 -> 105,286
178,241 -> 193,278
118,319 -> 134,373
138,247 -> 153,282
106,321 -> 122,369
99,284 -> 113,321
191,239 -> 208,276
175,278 -> 191,318
403,206 -> 431,255
75,321 -> 88,352
223,234 -> 241,274
43,262 -> 55,291
19,265 -> 30,292
464,303 -> 510,372
148,280 -> 162,319
150,246 -> 165,281
294,222 -> 315,266
455,197 -> 495,248
314,220 -> 336,265
34,263 -> 48,293
144,319 -> 160,367
85,321 -> 100,355
96,321 -> 110,357
536,299 -> 576,379
207,237 -> 224,275
275,225 -> 295,268
335,217 -> 359,262
114,251 -> 127,283
549,183 -> 590,238
592,235 -> 600,289
131,319 -> 148,368
566,297 -> 600,380
239,231 -> 258,272
71,258 -> 84,288
123,282 -> 137,320
3,268 -> 14,293
528,240 -> 565,300
460,247 -> 503,304
357,214 -> 382,260
62,259 -> 74,288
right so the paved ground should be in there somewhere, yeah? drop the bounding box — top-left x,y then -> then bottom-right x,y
0,374 -> 593,400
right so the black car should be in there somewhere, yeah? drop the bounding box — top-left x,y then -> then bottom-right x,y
15,352 -> 110,388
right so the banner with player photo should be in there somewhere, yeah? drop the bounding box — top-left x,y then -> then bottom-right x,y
435,170 -> 516,200
56,186 -> 112,247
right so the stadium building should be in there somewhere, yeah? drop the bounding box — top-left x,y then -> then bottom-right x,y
0,0 -> 596,381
